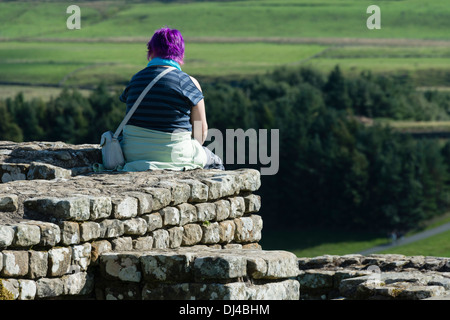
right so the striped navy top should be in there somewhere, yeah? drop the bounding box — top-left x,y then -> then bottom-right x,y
119,66 -> 204,133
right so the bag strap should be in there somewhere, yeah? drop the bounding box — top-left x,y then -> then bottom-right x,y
113,67 -> 176,139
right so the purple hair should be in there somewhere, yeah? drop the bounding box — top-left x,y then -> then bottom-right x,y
147,27 -> 185,64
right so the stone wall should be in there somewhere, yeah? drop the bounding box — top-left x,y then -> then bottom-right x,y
2,141 -> 450,301
0,141 -> 299,300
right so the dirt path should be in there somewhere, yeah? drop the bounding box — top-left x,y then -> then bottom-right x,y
358,222 -> 450,255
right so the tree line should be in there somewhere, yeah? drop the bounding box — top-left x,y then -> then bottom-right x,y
1,65 -> 449,233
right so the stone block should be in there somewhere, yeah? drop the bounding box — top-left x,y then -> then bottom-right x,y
0,225 -> 15,248
142,212 -> 163,232
123,218 -> 148,236
214,199 -> 231,221
36,278 -> 64,298
28,250 -> 48,279
177,203 -> 197,225
201,222 -> 220,244
177,179 -> 209,202
228,197 -> 245,218
111,196 -> 138,219
157,181 -> 190,205
152,229 -> 169,249
99,219 -> 124,239
24,197 -> 90,221
160,207 -> 180,226
193,254 -> 247,280
125,192 -> 153,215
140,252 -> 194,282
62,272 -> 94,296
195,203 -> 216,222
182,224 -> 203,246
234,215 -> 262,243
219,220 -> 236,244
23,221 -> 60,247
100,253 -> 142,283
71,243 -> 92,271
26,162 -> 71,180
143,187 -> 171,211
18,279 -> 36,300
11,223 -> 41,247
0,194 -> 18,212
48,247 -> 71,277
90,240 -> 112,265
133,236 -> 153,251
80,221 -> 101,242
1,250 -> 29,277
0,278 -> 19,300
112,237 -> 133,251
244,194 -> 261,213
88,196 -> 112,220
168,226 -> 184,249
59,221 -> 80,245
1,163 -> 29,183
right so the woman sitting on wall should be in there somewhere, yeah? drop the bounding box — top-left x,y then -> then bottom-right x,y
118,27 -> 224,171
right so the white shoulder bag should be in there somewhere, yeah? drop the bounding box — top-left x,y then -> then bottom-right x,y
100,67 -> 176,170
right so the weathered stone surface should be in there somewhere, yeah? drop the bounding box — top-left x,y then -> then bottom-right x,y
112,237 -> 133,251
194,254 -> 247,280
234,215 -> 262,243
177,203 -> 197,225
23,221 -> 60,247
143,213 -> 163,232
0,194 -> 18,212
99,219 -> 124,238
140,252 -> 194,282
90,240 -> 112,265
24,197 -> 90,221
0,225 -> 15,248
27,162 -> 71,180
182,224 -> 203,246
88,196 -> 112,220
111,196 -> 138,220
160,207 -> 180,226
152,229 -> 170,249
1,250 -> 29,277
72,243 -> 92,271
143,187 -> 171,211
228,197 -> 245,218
215,199 -> 231,221
133,236 -> 153,251
0,278 -> 19,300
36,277 -> 64,298
62,272 -> 94,296
29,250 -> 48,279
59,221 -> 80,245
125,192 -> 153,215
1,163 -> 28,183
177,179 -> 208,203
157,181 -> 190,205
244,194 -> 261,213
201,222 -> 220,244
48,247 -> 71,277
80,221 -> 101,242
219,220 -> 236,244
100,253 -> 142,283
123,218 -> 148,236
11,223 -> 41,247
18,279 -> 36,300
195,203 -> 216,222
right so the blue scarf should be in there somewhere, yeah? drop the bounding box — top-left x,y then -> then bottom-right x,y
147,57 -> 182,71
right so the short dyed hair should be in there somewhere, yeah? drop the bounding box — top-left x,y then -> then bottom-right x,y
147,27 -> 185,64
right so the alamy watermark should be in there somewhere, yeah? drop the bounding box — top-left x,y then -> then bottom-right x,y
66,5 -> 81,30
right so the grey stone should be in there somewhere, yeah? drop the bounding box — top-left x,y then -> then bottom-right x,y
140,252 -> 194,282
28,250 -> 48,279
123,217 -> 148,236
219,220 -> 236,244
91,240 -> 112,265
0,278 -> 19,300
71,243 -> 91,271
88,196 -> 112,220
99,219 -> 124,238
24,196 -> 90,221
112,237 -> 133,251
27,162 -> 71,180
11,223 -> 41,247
182,224 -> 203,246
193,254 -> 247,280
152,229 -> 170,249
201,222 -> 220,244
48,247 -> 71,277
1,163 -> 29,183
234,215 -> 262,243
214,199 -> 231,221
36,278 -> 64,298
168,226 -> 184,249
59,221 -> 80,245
196,202 -> 216,222
100,253 -> 142,283
177,203 -> 197,225
111,196 -> 138,219
143,187 -> 171,211
244,194 -> 261,213
125,192 -> 153,215
157,181 -> 190,205
18,279 -> 36,300
0,225 -> 15,248
177,179 -> 209,202
0,194 -> 18,212
143,213 -> 163,232
62,272 -> 94,296
80,221 -> 101,242
23,221 -> 60,247
160,207 -> 180,226
132,236 -> 153,251
228,197 -> 245,218
1,250 -> 29,277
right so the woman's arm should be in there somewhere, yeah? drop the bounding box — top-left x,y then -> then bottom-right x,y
190,76 -> 208,145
